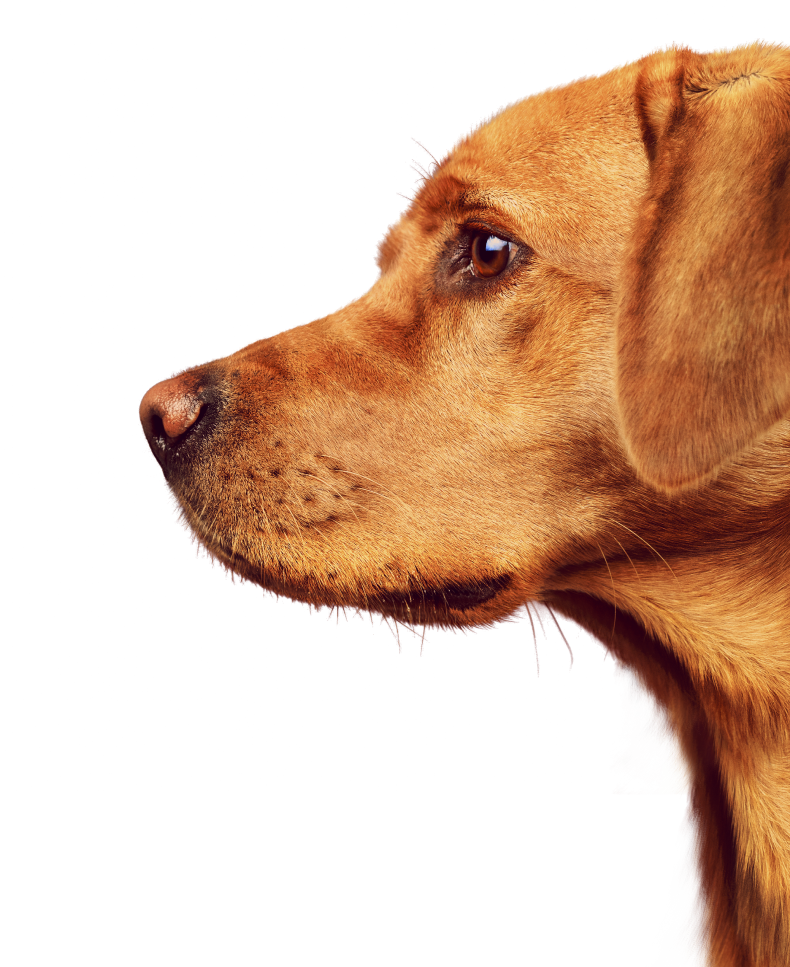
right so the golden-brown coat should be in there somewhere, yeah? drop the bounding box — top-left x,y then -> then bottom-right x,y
141,44 -> 790,966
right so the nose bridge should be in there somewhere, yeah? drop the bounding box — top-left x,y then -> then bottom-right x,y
224,284 -> 414,389
274,300 -> 379,352
224,313 -> 338,363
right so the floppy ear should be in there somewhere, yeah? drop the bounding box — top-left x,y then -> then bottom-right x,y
616,45 -> 790,492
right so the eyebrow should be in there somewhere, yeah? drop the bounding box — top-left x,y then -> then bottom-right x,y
376,178 -> 525,273
415,174 -> 525,230
422,176 -> 495,217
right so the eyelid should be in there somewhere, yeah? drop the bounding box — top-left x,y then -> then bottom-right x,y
461,219 -> 521,246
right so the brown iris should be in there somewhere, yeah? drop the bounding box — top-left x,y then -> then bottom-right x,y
470,232 -> 512,278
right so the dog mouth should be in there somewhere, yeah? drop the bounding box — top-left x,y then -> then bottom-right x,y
204,542 -> 645,651
200,528 -> 512,621
204,543 -> 646,678
355,574 -> 516,627
372,575 -> 512,615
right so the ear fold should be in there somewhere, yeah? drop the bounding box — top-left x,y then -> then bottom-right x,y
616,45 -> 790,492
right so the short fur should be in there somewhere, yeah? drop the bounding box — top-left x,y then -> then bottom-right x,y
141,45 -> 790,966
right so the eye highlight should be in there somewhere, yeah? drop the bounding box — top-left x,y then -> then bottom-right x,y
469,231 -> 516,279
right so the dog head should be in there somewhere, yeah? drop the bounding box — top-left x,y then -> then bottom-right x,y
140,44 -> 790,627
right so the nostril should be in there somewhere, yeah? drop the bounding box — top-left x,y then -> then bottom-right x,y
140,375 -> 216,476
149,411 -> 166,442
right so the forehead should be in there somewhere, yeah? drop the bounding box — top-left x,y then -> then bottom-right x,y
399,61 -> 648,282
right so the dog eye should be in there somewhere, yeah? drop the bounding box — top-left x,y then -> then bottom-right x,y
469,232 -> 516,279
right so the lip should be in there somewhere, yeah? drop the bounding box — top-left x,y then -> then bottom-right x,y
188,511 -> 512,619
201,541 -> 664,656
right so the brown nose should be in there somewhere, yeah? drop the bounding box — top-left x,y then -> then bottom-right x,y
139,373 -> 212,475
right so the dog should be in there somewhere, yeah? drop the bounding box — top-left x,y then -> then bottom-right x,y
141,44 -> 790,966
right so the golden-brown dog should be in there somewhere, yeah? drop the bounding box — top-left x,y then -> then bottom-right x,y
141,44 -> 790,966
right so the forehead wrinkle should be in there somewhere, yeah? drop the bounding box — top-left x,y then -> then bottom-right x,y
405,176 -> 528,239
409,172 -> 470,232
